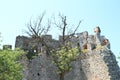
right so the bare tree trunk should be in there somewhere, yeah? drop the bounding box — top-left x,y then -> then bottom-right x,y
60,72 -> 65,80
62,16 -> 67,45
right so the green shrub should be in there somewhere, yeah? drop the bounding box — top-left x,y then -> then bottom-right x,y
51,43 -> 80,80
0,48 -> 24,80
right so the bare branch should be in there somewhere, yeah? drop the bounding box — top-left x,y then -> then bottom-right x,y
33,21 -> 37,32
26,21 -> 34,36
25,12 -> 50,37
37,12 -> 45,32
39,27 -> 45,35
30,26 -> 39,37
38,12 -> 45,27
44,19 -> 51,34
24,31 -> 32,37
73,20 -> 82,34
52,15 -> 63,29
53,13 -> 82,45
53,14 -> 67,45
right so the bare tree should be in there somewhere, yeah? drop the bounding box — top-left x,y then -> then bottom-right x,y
24,12 -> 51,57
25,12 -> 51,38
53,13 -> 82,45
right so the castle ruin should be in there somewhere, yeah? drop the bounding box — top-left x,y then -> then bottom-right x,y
15,27 -> 120,80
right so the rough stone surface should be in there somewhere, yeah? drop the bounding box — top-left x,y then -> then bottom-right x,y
22,54 -> 59,80
15,32 -> 120,80
64,48 -> 120,80
21,48 -> 120,80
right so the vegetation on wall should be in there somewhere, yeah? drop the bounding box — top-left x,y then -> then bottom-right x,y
51,43 -> 80,80
24,12 -> 82,80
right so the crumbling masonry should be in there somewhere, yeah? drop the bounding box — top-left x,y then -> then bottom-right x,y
15,29 -> 120,80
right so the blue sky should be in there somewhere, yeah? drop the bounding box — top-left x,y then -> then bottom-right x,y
0,0 -> 120,65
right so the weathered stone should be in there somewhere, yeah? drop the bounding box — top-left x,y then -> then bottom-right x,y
3,45 -> 12,50
87,43 -> 95,50
94,26 -> 102,46
20,48 -> 120,80
25,54 -> 59,80
15,31 -> 120,80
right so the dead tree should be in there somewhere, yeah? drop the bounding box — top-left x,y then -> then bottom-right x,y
53,13 -> 81,45
24,12 -> 51,57
25,12 -> 51,38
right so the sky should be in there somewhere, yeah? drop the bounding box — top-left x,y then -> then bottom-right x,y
0,0 -> 120,65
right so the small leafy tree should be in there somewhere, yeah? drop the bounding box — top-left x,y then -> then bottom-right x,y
0,48 -> 24,80
51,14 -> 81,80
51,43 -> 80,80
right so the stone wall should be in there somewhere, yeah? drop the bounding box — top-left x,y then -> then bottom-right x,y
80,48 -> 120,80
15,35 -> 61,52
26,54 -> 59,80
22,48 -> 120,80
15,32 -> 120,80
